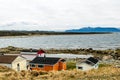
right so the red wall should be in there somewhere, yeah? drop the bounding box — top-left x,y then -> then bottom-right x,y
30,61 -> 66,71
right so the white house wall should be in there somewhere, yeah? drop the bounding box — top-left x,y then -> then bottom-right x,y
93,63 -> 99,69
0,63 -> 11,68
12,56 -> 27,71
76,63 -> 94,71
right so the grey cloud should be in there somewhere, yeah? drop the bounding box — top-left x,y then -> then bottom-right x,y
0,0 -> 120,30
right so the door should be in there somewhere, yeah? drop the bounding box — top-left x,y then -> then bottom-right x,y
17,63 -> 20,71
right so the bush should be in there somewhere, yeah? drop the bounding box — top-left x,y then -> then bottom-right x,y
67,61 -> 76,70
99,63 -> 112,68
30,71 -> 48,77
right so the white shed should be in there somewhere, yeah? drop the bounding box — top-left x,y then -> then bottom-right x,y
0,55 -> 27,71
76,57 -> 99,71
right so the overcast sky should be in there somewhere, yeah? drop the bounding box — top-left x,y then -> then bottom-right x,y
0,0 -> 120,31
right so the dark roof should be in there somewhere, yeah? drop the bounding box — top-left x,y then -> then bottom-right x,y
87,57 -> 98,64
30,57 -> 62,65
0,55 -> 18,64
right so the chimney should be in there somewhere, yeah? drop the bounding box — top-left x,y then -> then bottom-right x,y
44,54 -> 46,61
44,54 -> 46,58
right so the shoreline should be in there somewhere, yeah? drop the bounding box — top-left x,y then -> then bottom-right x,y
0,46 -> 120,60
0,33 -> 113,39
0,31 -> 113,38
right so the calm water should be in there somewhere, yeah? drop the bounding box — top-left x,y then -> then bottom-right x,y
0,33 -> 120,50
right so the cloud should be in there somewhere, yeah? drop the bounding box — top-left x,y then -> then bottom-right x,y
0,0 -> 120,30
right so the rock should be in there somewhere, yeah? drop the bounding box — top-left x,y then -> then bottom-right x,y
115,65 -> 120,68
88,48 -> 93,50
102,55 -> 113,61
118,57 -> 120,60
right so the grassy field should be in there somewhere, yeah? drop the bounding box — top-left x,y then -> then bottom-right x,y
0,63 -> 120,80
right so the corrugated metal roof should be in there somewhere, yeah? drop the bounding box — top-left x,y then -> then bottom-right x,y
21,55 -> 36,61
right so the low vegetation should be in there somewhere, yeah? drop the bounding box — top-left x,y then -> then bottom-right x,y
0,66 -> 14,72
99,63 -> 112,67
67,61 -> 76,70
0,64 -> 120,80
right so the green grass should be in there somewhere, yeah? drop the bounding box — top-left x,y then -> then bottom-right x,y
67,61 -> 76,70
99,63 -> 112,68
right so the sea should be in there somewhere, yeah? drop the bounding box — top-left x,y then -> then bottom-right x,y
0,32 -> 120,50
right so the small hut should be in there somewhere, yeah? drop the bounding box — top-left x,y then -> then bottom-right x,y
29,49 -> 66,71
0,55 -> 27,71
29,56 -> 66,71
76,57 -> 99,71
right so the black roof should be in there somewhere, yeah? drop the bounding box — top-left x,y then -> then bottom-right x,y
30,57 -> 62,65
87,57 -> 98,64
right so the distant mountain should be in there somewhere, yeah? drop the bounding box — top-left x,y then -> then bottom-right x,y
66,27 -> 120,32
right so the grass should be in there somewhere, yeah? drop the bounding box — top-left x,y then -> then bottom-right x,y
67,61 -> 76,70
0,64 -> 120,80
99,63 -> 112,67
0,66 -> 14,72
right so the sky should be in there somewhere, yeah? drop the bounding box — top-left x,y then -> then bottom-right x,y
0,0 -> 120,31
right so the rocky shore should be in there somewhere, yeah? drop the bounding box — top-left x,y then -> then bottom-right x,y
0,46 -> 120,60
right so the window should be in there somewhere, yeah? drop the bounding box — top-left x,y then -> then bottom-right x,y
38,65 -> 44,68
31,64 -> 35,67
78,67 -> 83,70
17,63 -> 19,66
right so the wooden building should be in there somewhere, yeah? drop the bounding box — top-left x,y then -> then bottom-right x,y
29,57 -> 66,71
0,55 -> 27,71
76,57 -> 99,71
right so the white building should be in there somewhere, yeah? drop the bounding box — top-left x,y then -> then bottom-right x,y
76,57 -> 99,71
0,55 -> 27,71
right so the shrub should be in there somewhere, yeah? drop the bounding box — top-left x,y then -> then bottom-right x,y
99,63 -> 112,68
30,71 -> 39,77
67,61 -> 76,70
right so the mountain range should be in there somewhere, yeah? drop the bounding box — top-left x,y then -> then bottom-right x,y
66,27 -> 120,32
0,22 -> 120,32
